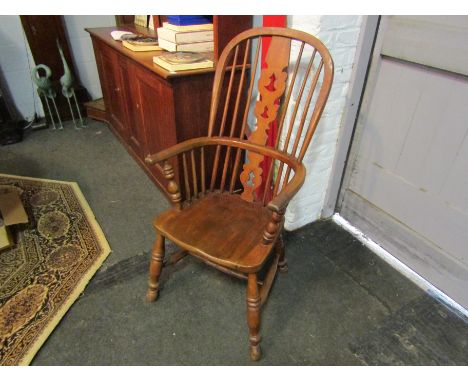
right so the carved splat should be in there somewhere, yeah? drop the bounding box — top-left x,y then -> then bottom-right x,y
240,37 -> 291,201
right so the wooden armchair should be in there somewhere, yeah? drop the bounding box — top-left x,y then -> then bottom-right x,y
145,27 -> 334,361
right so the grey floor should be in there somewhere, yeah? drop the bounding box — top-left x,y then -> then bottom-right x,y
1,120 -> 467,365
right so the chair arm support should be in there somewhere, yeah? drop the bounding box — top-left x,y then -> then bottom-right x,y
145,139 -> 206,209
267,163 -> 306,213
262,164 -> 305,244
157,161 -> 183,210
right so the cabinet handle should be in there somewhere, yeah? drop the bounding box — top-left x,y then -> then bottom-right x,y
136,103 -> 140,109
115,87 -> 120,92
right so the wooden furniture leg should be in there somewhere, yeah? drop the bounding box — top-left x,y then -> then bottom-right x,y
276,233 -> 288,272
246,273 -> 262,361
146,233 -> 165,302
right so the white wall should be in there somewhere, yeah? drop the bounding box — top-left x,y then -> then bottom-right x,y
285,15 -> 363,230
63,15 -> 116,100
247,15 -> 364,230
284,15 -> 364,230
0,15 -> 115,121
0,15 -> 44,120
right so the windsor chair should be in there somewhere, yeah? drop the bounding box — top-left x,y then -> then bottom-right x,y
145,27 -> 334,361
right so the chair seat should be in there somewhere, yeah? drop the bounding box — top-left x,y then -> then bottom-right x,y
154,192 -> 274,273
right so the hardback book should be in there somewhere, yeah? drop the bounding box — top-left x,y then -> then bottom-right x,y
166,15 -> 212,26
134,15 -> 148,28
158,38 -> 214,53
148,15 -> 155,30
162,21 -> 214,32
122,40 -> 163,52
156,27 -> 214,44
153,52 -> 214,72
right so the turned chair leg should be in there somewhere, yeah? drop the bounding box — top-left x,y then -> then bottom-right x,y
146,233 -> 165,302
276,233 -> 288,272
246,273 -> 262,361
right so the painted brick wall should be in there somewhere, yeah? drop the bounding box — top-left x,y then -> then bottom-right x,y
0,16 -> 44,120
284,15 -> 363,230
0,16 -> 115,121
63,16 -> 116,100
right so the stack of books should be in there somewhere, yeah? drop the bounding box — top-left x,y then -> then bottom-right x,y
156,17 -> 214,53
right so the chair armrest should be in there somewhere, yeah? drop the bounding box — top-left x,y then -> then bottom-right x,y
267,163 -> 306,213
145,138 -> 208,165
262,163 -> 305,245
145,136 -> 305,213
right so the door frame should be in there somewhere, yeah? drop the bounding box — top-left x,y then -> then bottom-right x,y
322,15 -> 380,218
332,16 -> 468,309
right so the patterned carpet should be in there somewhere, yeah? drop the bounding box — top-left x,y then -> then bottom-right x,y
0,174 -> 111,365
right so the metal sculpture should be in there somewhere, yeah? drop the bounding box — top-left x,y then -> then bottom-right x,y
57,39 -> 85,129
31,64 -> 63,130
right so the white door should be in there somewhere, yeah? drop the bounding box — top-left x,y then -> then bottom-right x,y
339,16 -> 468,309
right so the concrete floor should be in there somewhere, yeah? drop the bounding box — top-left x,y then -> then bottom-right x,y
1,121 -> 467,365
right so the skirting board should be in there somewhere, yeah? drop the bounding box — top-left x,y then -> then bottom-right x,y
332,213 -> 468,319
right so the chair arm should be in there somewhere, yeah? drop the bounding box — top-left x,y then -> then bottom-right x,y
267,163 -> 306,214
145,136 -> 300,166
145,136 -> 305,213
145,138 -> 207,165
261,163 -> 305,244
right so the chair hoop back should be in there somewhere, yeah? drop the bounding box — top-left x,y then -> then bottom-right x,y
205,27 -> 334,203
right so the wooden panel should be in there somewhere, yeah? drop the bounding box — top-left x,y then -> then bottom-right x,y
99,46 -> 128,138
341,16 -> 468,309
350,158 -> 468,267
213,16 -> 252,62
349,57 -> 468,264
356,58 -> 423,170
129,63 -> 178,187
340,190 -> 468,309
135,68 -> 177,157
395,65 -> 468,194
172,74 -> 214,142
382,16 -> 468,76
440,129 -> 468,213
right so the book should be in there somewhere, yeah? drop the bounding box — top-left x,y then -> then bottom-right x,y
157,27 -> 213,44
148,15 -> 155,30
158,38 -> 214,53
122,40 -> 163,52
166,15 -> 212,26
134,15 -> 148,28
153,52 -> 214,72
162,21 -> 213,32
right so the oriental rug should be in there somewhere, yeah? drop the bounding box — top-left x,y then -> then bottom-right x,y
0,174 -> 111,365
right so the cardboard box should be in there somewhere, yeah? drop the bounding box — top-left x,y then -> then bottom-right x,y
0,192 -> 29,250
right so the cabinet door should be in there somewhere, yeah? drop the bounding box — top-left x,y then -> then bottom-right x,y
129,63 -> 178,185
99,46 -> 129,139
122,63 -> 148,157
130,64 -> 177,156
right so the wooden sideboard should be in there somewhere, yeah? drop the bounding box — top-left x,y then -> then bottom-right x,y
86,16 -> 252,198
